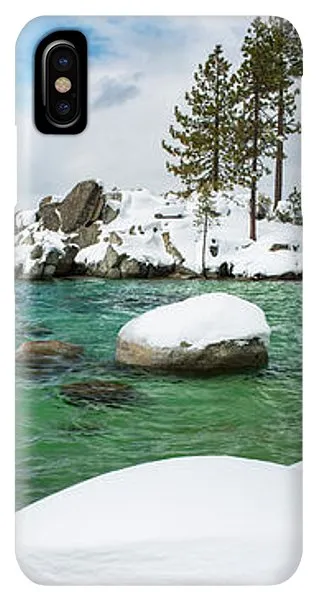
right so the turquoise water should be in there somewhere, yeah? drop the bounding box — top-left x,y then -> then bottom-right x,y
16,279 -> 302,509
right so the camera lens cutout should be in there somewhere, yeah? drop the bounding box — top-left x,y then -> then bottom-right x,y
52,49 -> 74,72
44,41 -> 79,125
58,56 -> 69,67
35,31 -> 87,133
55,77 -> 72,93
56,100 -> 71,115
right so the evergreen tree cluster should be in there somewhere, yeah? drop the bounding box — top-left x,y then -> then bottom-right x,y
162,17 -> 302,274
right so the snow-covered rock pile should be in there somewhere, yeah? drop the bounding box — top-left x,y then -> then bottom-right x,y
15,180 -> 302,280
116,293 -> 271,373
16,456 -> 302,584
15,226 -> 79,280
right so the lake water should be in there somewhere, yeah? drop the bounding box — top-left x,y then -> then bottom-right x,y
16,279 -> 302,509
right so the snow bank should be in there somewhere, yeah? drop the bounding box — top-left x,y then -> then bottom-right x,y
201,196 -> 302,277
75,240 -> 108,266
107,188 -> 301,278
16,185 -> 302,279
15,209 -> 36,232
15,224 -> 71,277
75,230 -> 173,269
232,243 -> 302,278
16,456 -> 302,585
108,188 -> 164,230
118,293 -> 271,350
229,223 -> 302,278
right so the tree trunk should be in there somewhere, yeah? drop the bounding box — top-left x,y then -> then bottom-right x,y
201,212 -> 208,278
213,55 -> 220,192
250,180 -> 257,241
273,86 -> 284,210
201,54 -> 220,277
250,88 -> 259,241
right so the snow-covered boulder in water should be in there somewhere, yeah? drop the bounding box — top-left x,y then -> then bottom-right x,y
116,293 -> 271,373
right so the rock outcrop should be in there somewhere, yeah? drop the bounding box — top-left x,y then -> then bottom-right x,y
16,240 -> 79,280
120,257 -> 147,278
162,232 -> 185,264
59,180 -> 105,233
102,203 -> 119,224
35,182 -> 105,235
55,245 -> 79,276
116,293 -> 271,374
15,182 -> 303,281
71,223 -> 101,249
37,197 -> 61,231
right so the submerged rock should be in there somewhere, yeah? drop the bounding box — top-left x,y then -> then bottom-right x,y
116,293 -> 270,374
22,324 -> 53,338
16,340 -> 84,361
60,380 -> 138,407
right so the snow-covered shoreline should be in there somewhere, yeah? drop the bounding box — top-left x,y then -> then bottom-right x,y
15,181 -> 302,281
16,455 -> 302,585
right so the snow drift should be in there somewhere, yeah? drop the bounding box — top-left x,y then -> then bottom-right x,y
16,455 -> 302,585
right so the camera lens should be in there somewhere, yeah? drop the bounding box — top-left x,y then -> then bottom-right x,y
52,50 -> 73,71
58,56 -> 69,68
56,100 -> 71,115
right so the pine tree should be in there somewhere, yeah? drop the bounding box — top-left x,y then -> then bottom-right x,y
162,45 -> 236,276
233,18 -> 278,241
268,18 -> 302,209
194,181 -> 220,275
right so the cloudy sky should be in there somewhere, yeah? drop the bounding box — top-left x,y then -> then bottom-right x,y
16,16 -> 301,209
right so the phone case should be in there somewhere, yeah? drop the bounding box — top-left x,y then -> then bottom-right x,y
15,16 -> 302,585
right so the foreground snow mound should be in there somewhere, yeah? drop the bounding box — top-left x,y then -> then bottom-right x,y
16,456 -> 302,585
116,293 -> 270,373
